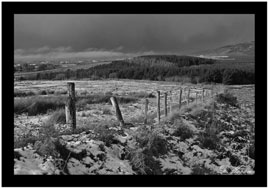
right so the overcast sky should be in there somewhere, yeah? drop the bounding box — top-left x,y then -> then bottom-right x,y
14,14 -> 254,59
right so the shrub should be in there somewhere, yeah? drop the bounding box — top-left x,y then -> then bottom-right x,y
173,119 -> 194,140
128,148 -> 147,174
128,130 -> 166,175
47,90 -> 55,95
198,125 -> 221,150
216,92 -> 238,107
34,121 -> 60,157
146,132 -> 168,157
93,125 -> 118,147
135,128 -> 168,157
38,90 -> 47,95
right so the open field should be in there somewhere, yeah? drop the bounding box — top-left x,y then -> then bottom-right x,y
14,61 -> 112,78
14,80 -> 255,175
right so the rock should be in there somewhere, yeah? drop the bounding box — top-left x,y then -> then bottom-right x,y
114,133 -> 130,145
61,135 -> 74,141
82,156 -> 95,165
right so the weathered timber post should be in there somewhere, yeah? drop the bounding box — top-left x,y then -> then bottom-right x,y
211,89 -> 214,98
144,98 -> 149,124
179,89 -> 183,109
157,91 -> 161,124
110,96 -> 125,127
202,89 -> 205,103
169,91 -> 173,113
164,92 -> 168,117
211,96 -> 216,127
66,82 -> 76,130
187,88 -> 191,105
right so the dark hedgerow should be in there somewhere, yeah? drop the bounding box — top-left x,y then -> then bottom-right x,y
216,92 -> 239,107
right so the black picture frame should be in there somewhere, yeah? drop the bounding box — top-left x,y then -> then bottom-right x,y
2,1 -> 267,187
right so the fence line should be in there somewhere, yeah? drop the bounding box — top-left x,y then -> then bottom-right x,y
65,82 -> 218,129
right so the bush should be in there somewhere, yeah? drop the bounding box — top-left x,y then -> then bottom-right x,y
93,125 -> 118,147
128,129 -> 166,175
198,125 -> 221,150
128,147 -> 162,175
34,120 -> 60,157
216,92 -> 238,107
47,90 -> 55,95
173,119 -> 194,140
38,90 -> 47,95
135,128 -> 168,157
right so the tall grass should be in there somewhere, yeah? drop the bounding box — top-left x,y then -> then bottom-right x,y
14,94 -> 138,116
14,90 -> 36,97
14,96 -> 66,116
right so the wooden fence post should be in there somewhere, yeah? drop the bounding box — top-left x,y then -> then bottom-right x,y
169,91 -> 173,113
66,82 -> 76,130
110,96 -> 125,127
202,89 -> 205,103
211,89 -> 214,98
187,88 -> 191,105
179,89 -> 183,109
157,91 -> 161,124
144,98 -> 149,124
164,92 -> 168,117
195,92 -> 198,104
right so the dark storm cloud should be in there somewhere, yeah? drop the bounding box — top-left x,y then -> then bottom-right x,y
15,14 -> 254,56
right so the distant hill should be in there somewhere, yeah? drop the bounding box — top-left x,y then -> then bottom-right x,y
192,41 -> 255,61
16,54 -> 254,85
130,55 -> 215,68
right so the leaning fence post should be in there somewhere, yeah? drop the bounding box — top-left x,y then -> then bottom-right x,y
144,98 -> 149,124
164,92 -> 168,117
110,96 -> 125,127
66,82 -> 76,130
157,91 -> 161,124
179,89 -> 183,109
